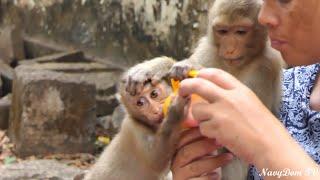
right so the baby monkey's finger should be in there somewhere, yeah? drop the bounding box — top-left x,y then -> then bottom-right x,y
151,77 -> 161,86
125,76 -> 133,94
170,66 -> 183,81
129,80 -> 138,96
178,67 -> 188,80
135,83 -> 144,95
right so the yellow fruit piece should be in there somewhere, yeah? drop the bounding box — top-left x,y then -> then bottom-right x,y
191,94 -> 203,101
163,70 -> 199,117
163,95 -> 172,117
98,136 -> 111,145
171,79 -> 180,94
188,70 -> 199,78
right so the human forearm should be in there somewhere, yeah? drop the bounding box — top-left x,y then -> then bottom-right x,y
255,117 -> 319,180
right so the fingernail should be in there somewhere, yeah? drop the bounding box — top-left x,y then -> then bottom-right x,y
215,140 -> 223,147
225,153 -> 234,161
211,172 -> 219,180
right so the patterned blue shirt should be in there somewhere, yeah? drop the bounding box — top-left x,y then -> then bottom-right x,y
248,63 -> 320,179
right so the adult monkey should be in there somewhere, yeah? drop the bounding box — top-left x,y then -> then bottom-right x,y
170,0 -> 284,115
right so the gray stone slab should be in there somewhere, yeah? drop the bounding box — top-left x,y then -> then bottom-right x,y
9,66 -> 96,157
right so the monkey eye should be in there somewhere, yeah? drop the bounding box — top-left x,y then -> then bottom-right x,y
236,29 -> 247,35
150,89 -> 160,99
237,30 -> 247,35
278,0 -> 291,4
136,97 -> 146,107
216,29 -> 228,35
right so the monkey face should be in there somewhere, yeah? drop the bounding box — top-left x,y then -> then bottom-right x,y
124,82 -> 171,129
212,19 -> 260,66
209,0 -> 267,67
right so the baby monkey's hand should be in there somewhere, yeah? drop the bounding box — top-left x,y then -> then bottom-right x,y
166,96 -> 189,124
169,60 -> 202,81
124,57 -> 175,96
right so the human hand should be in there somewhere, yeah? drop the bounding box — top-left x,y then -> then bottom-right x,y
171,128 -> 233,180
179,68 -> 293,165
178,68 -> 320,180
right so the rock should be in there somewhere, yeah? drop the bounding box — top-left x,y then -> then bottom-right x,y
0,0 -> 211,66
0,26 -> 25,64
97,115 -> 112,130
111,105 -> 126,130
9,66 -> 96,157
0,94 -> 11,130
23,35 -> 63,59
0,61 -> 15,96
96,105 -> 126,137
0,160 -> 83,180
22,62 -> 123,116
96,95 -> 119,117
21,62 -> 121,72
19,50 -> 88,65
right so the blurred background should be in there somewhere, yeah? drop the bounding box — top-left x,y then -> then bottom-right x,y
0,0 -> 212,67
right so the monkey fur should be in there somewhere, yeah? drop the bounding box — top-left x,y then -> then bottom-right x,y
169,0 -> 284,179
84,57 -> 185,180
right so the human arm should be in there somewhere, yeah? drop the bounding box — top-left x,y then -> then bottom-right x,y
178,68 -> 319,180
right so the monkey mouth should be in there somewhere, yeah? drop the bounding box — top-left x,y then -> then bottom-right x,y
155,119 -> 163,125
150,114 -> 164,126
225,56 -> 244,66
156,114 -> 164,124
224,56 -> 244,61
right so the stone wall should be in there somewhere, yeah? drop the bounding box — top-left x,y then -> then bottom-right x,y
0,0 -> 212,67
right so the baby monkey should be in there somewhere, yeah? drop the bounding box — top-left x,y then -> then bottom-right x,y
84,57 -> 186,180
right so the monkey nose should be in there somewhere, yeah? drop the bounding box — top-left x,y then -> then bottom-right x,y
154,110 -> 161,116
226,50 -> 235,55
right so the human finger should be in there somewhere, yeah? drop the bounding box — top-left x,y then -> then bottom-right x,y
192,103 -> 213,123
173,153 -> 233,180
178,128 -> 204,149
199,120 -> 219,139
173,139 -> 221,168
197,68 -> 241,90
179,78 -> 224,103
